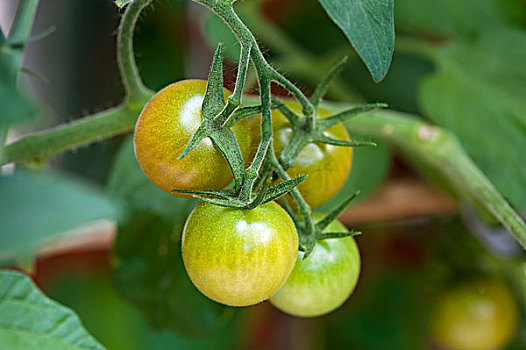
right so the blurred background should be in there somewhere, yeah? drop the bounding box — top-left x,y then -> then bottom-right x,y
1,0 -> 526,349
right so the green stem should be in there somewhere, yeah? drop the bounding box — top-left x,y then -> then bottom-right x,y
342,109 -> 526,250
1,106 -> 136,165
1,0 -> 154,165
8,0 -> 39,41
4,0 -> 39,81
197,1 -> 313,120
237,5 -> 361,103
0,128 -> 8,162
117,0 -> 154,106
239,77 -> 272,202
278,131 -> 307,170
270,152 -> 315,250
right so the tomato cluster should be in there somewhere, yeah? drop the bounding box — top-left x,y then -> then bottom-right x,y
133,79 -> 360,316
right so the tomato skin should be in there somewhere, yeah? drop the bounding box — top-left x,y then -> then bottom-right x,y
251,101 -> 353,208
134,79 -> 251,196
181,201 -> 298,307
270,215 -> 360,317
431,278 -> 518,350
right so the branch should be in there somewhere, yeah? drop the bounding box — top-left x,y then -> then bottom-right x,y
1,106 -> 136,165
117,0 -> 154,106
342,108 -> 526,250
1,0 -> 155,165
7,0 -> 40,73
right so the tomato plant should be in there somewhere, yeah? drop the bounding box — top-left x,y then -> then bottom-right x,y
3,0 -> 526,348
181,201 -> 298,307
270,215 -> 360,317
251,101 -> 353,208
431,278 -> 519,350
134,79 -> 251,196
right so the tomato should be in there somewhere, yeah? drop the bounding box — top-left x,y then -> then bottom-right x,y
269,215 -> 360,317
251,101 -> 353,208
431,278 -> 519,350
181,201 -> 298,307
134,79 -> 251,196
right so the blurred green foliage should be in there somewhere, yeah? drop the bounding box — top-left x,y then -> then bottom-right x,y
325,274 -> 428,350
0,170 -> 119,261
395,0 -> 526,36
47,271 -> 243,350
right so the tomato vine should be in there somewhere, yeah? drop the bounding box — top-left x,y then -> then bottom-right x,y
1,0 -> 526,253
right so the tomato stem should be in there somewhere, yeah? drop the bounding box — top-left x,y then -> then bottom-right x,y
117,0 -> 154,107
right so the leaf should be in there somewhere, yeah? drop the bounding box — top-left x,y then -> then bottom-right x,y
0,171 -> 120,260
108,137 -> 234,335
0,270 -> 105,349
318,0 -> 394,82
418,27 -> 526,211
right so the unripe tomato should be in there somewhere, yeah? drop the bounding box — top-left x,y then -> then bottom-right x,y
251,101 -> 352,208
181,201 -> 298,307
134,79 -> 251,196
431,278 -> 519,350
270,215 -> 361,317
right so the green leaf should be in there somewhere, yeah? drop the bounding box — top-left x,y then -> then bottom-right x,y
108,137 -> 234,335
0,270 -> 105,349
318,0 -> 394,82
0,171 -> 120,260
418,28 -> 526,211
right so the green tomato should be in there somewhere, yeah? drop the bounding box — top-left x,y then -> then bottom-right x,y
431,278 -> 519,350
270,215 -> 360,317
181,201 -> 298,307
134,79 -> 251,197
251,101 -> 353,208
